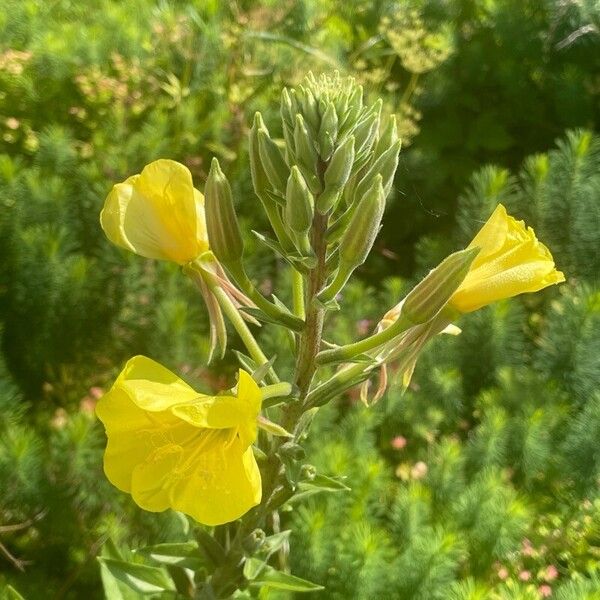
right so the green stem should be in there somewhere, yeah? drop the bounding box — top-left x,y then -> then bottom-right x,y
209,283 -> 279,384
316,315 -> 412,365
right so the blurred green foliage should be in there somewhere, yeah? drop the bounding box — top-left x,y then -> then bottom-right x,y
0,0 -> 599,598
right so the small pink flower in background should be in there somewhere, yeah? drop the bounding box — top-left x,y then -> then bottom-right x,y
522,538 -> 535,557
79,397 -> 96,414
544,565 -> 558,581
539,584 -> 552,598
519,570 -> 531,581
411,461 -> 428,480
391,435 -> 407,450
89,386 -> 104,400
497,566 -> 509,580
356,319 -> 372,336
6,118 -> 20,130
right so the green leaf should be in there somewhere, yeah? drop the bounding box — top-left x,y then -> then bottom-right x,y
98,558 -> 176,594
135,542 -> 206,570
261,531 -> 291,558
243,557 -> 266,581
99,541 -> 140,600
251,566 -> 324,592
195,528 -> 227,567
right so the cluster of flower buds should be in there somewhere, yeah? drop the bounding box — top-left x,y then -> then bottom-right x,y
206,72 -> 402,317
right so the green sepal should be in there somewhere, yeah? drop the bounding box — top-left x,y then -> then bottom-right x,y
258,415 -> 293,437
232,351 -> 279,386
97,558 -> 176,594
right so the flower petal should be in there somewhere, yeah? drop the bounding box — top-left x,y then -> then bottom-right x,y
168,441 -> 262,526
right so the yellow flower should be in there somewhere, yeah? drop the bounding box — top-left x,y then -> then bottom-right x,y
100,159 -> 209,264
95,355 -> 262,526
449,204 -> 565,313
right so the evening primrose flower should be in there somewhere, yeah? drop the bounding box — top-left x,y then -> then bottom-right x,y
96,355 -> 262,526
100,159 -> 209,264
361,205 -> 564,403
449,204 -> 565,313
100,159 -> 257,361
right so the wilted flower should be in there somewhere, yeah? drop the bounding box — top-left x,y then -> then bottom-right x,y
96,355 -> 262,526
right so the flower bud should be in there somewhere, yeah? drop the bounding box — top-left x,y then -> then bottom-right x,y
353,138 -> 401,203
317,176 -> 385,305
353,99 -> 382,155
293,114 -> 320,194
249,113 -> 271,200
298,86 -> 319,133
318,101 -> 338,160
338,85 -> 364,136
205,158 -> 244,264
374,114 -> 399,156
280,89 -> 296,158
285,166 -> 314,235
242,529 -> 266,554
340,175 -> 385,267
257,128 -> 289,196
401,247 -> 480,324
317,136 -> 355,214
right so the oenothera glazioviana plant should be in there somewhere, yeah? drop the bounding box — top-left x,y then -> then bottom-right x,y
96,73 -> 564,598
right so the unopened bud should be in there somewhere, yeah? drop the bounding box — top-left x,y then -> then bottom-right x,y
339,85 -> 364,134
242,529 -> 266,554
402,247 -> 480,324
339,175 -> 385,268
293,114 -> 320,194
257,129 -> 289,196
318,101 -> 338,160
249,113 -> 271,199
354,139 -> 401,203
317,136 -> 355,214
374,114 -> 399,156
299,86 -> 319,132
285,167 -> 314,234
280,89 -> 296,158
205,158 -> 244,263
354,99 -> 382,155
317,176 -> 385,305
300,464 -> 317,481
